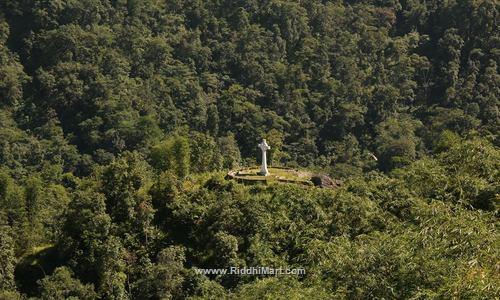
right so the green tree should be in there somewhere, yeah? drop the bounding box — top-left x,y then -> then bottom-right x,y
150,136 -> 191,178
189,132 -> 223,173
38,267 -> 97,300
375,116 -> 422,171
0,226 -> 17,293
60,188 -> 112,282
217,133 -> 242,169
153,246 -> 186,300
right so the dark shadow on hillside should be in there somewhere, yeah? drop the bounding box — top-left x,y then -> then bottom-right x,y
15,245 -> 64,297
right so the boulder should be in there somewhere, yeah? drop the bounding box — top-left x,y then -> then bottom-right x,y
311,174 -> 342,189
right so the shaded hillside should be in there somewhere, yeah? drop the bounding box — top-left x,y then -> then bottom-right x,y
0,1 -> 498,299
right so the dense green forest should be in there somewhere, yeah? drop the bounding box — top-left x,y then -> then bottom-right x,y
0,0 -> 498,299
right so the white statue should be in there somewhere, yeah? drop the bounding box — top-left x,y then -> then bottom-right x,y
258,139 -> 271,176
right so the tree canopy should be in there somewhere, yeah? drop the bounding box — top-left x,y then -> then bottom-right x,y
0,0 -> 498,299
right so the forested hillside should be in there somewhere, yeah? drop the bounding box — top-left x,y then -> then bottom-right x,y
0,0 -> 498,299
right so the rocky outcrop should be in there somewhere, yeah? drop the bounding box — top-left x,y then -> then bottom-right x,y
311,174 -> 342,189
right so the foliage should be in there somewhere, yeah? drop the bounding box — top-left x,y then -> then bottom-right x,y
0,0 -> 498,298
38,266 -> 97,300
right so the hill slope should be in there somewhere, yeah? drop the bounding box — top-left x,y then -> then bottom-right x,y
0,0 -> 498,299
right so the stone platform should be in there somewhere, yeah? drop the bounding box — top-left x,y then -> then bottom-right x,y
226,167 -> 314,186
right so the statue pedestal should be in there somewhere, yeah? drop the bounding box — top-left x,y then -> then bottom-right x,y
258,170 -> 270,176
